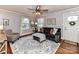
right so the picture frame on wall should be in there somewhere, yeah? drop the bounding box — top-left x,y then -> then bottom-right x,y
47,18 -> 56,25
3,19 -> 9,26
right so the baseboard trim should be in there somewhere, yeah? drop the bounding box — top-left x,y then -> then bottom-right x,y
77,43 -> 79,47
64,40 -> 78,46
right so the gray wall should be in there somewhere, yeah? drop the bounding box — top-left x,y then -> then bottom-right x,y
45,7 -> 79,43
0,9 -> 25,33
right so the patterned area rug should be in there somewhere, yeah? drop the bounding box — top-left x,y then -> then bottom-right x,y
10,36 -> 60,54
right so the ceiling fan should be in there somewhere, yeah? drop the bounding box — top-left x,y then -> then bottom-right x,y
28,5 -> 48,15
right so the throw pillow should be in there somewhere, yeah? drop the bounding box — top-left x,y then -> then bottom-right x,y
53,28 -> 58,35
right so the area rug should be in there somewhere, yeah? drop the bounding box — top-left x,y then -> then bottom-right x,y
10,36 -> 60,54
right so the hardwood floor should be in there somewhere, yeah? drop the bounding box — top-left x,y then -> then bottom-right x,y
56,40 -> 79,54
7,40 -> 79,54
7,42 -> 12,54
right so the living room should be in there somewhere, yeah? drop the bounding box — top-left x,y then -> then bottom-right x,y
0,5 -> 79,54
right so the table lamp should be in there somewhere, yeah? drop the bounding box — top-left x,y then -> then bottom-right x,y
0,25 -> 4,34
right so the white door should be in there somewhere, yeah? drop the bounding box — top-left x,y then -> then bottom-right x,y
63,12 -> 79,43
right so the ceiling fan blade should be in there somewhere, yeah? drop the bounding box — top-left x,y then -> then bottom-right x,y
27,8 -> 35,10
42,9 -> 48,11
28,5 -> 48,15
36,5 -> 41,9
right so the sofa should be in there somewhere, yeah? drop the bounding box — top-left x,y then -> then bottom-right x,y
34,27 -> 61,43
43,27 -> 61,43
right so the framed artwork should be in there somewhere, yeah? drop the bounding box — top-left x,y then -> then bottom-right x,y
47,18 -> 56,25
3,19 -> 9,26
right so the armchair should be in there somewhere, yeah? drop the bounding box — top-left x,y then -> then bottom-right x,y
5,29 -> 20,43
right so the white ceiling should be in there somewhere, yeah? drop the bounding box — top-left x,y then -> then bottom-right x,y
0,5 -> 79,16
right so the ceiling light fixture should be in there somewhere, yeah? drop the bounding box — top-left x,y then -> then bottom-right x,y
35,12 -> 41,15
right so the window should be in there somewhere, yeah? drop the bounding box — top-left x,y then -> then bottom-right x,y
37,18 -> 44,27
68,16 -> 78,21
21,18 -> 30,31
68,16 -> 78,26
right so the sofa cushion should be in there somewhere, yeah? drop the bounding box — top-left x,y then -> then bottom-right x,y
53,28 -> 58,35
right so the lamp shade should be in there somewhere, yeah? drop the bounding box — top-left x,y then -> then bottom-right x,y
35,22 -> 37,25
0,25 -> 3,30
35,12 -> 41,15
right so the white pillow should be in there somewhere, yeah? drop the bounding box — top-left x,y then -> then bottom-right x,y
53,28 -> 58,35
37,28 -> 40,32
33,33 -> 46,42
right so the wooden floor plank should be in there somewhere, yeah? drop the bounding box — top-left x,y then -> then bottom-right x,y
7,42 -> 12,54
56,40 -> 79,54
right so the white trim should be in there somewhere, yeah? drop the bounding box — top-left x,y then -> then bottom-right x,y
52,43 -> 60,54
